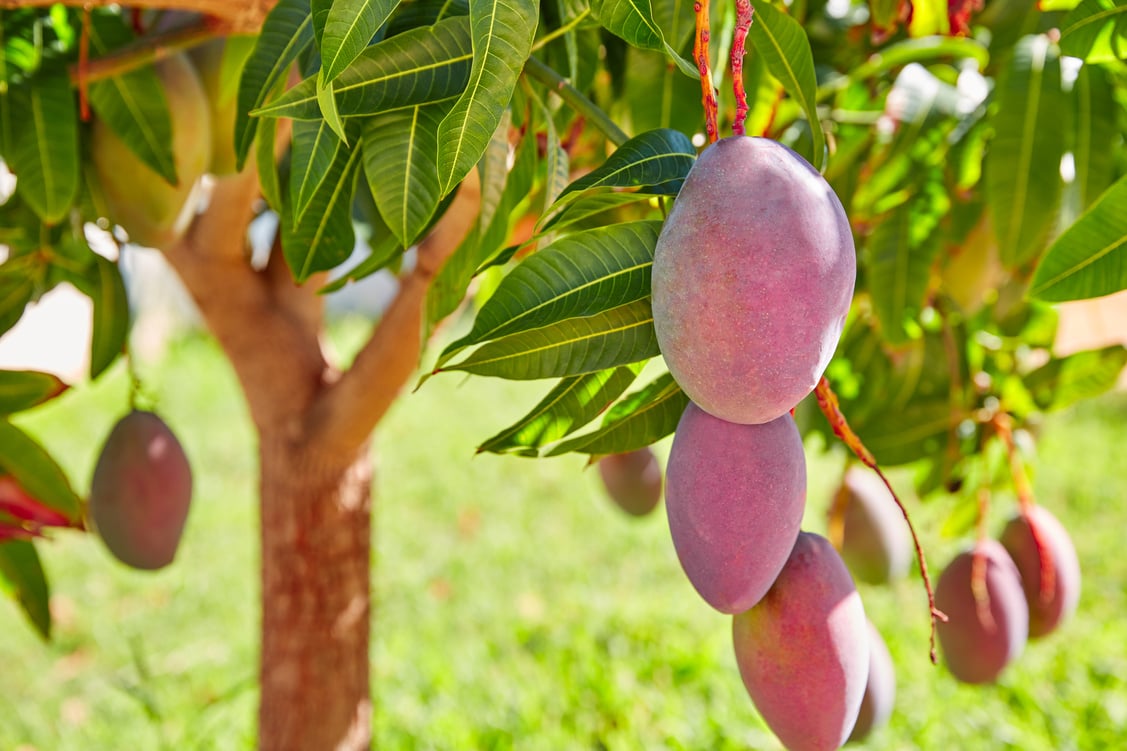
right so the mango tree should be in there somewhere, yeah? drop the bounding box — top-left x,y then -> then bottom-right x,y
0,0 -> 1124,749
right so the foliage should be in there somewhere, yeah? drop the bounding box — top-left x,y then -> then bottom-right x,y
0,0 -> 1125,727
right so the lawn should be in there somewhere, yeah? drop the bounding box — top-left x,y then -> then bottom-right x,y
2,319 -> 1125,750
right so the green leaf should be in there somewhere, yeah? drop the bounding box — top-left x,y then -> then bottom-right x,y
437,298 -> 660,379
866,180 -> 949,343
320,0 -> 401,83
589,0 -> 697,77
8,73 -> 78,223
556,128 -> 695,201
363,100 -> 452,247
289,119 -> 343,225
87,255 -> 130,380
652,0 -> 695,49
0,371 -> 68,414
437,221 -> 661,367
539,192 -> 656,234
1060,0 -> 1127,62
1028,174 -> 1127,301
256,16 -> 472,120
281,134 -> 364,282
235,0 -> 315,169
1072,62 -> 1118,212
986,34 -> 1066,268
0,540 -> 50,640
854,400 -> 954,466
478,365 -> 642,455
1025,345 -> 1127,411
747,0 -> 825,170
0,420 -> 81,521
256,114 -> 283,210
436,0 -> 540,196
86,14 -> 177,184
0,272 -> 34,337
316,75 -> 348,142
546,371 -> 687,455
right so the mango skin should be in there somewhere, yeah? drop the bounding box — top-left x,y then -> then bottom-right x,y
847,621 -> 896,744
935,540 -> 1029,684
999,505 -> 1081,638
89,411 -> 193,570
597,447 -> 663,517
666,402 -> 805,614
733,532 -> 869,751
92,53 -> 211,248
652,136 -> 856,425
838,467 -> 912,585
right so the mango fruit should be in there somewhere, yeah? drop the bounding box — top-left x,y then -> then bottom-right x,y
91,53 -> 212,248
935,540 -> 1028,684
733,532 -> 869,751
651,136 -> 856,425
999,505 -> 1080,638
836,467 -> 912,585
89,411 -> 193,570
847,621 -> 896,744
665,403 -> 806,613
597,447 -> 663,517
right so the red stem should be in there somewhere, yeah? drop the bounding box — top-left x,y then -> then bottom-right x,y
814,376 -> 947,663
730,0 -> 753,136
694,1 -> 718,144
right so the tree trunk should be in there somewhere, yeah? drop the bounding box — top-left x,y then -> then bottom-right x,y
257,434 -> 373,750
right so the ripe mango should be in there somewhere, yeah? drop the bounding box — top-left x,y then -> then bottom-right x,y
999,505 -> 1080,638
733,532 -> 869,751
652,136 -> 856,425
92,53 -> 212,248
935,540 -> 1028,684
89,411 -> 193,570
836,467 -> 912,585
597,447 -> 662,517
665,402 -> 805,613
847,621 -> 896,744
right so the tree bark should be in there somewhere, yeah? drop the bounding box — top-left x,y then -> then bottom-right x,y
257,434 -> 373,751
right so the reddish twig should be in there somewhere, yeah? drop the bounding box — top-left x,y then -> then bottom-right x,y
814,376 -> 947,663
992,413 -> 1056,605
694,1 -> 718,144
78,5 -> 92,121
730,0 -> 753,136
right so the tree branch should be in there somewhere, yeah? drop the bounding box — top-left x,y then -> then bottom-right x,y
163,166 -> 326,434
303,172 -> 483,455
0,0 -> 276,34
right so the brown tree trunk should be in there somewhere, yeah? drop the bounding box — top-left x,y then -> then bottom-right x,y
257,434 -> 373,751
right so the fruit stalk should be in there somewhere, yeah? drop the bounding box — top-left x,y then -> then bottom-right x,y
815,376 -> 947,663
730,0 -> 754,136
694,0 -> 718,143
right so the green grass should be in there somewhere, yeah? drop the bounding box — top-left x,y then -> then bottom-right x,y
2,321 -> 1126,750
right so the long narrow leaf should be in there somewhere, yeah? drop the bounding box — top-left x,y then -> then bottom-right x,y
1029,174 -> 1127,301
1073,62 -> 1118,212
478,365 -> 642,455
436,0 -> 540,196
289,120 -> 343,225
363,100 -> 451,247
257,16 -> 472,120
437,298 -> 660,380
320,0 -> 400,83
8,73 -> 78,223
0,540 -> 50,640
0,371 -> 68,415
86,14 -> 177,184
546,371 -> 687,456
986,34 -> 1066,268
1060,0 -> 1127,62
747,0 -> 825,170
437,221 -> 661,367
0,420 -> 81,521
88,255 -> 130,380
556,128 -> 695,200
235,0 -> 315,168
